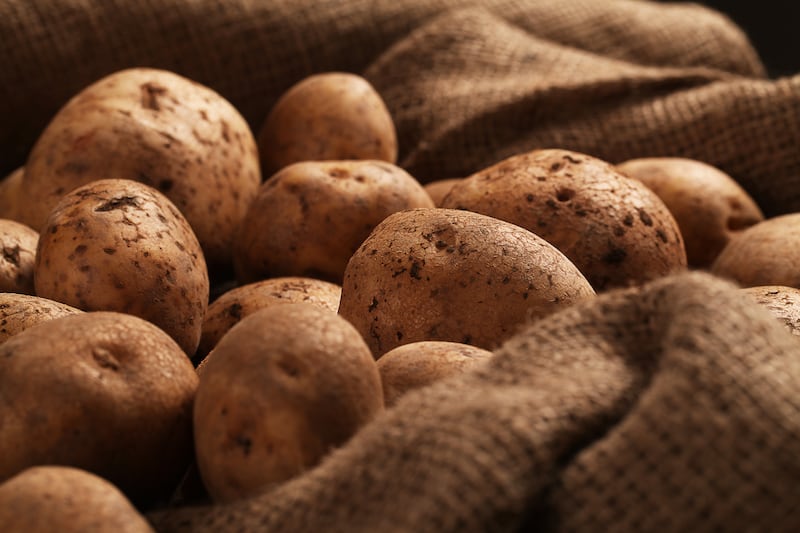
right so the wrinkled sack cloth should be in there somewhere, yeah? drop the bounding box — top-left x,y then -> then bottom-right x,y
4,1 -> 800,531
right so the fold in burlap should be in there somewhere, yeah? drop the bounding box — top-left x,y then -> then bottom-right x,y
4,0 -> 789,213
149,272 -> 800,532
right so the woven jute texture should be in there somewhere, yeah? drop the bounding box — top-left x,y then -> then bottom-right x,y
149,272 -> 800,532
7,0 -> 799,217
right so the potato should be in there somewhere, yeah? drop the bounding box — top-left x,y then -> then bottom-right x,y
617,157 -> 764,268
194,303 -> 383,503
0,293 -> 81,344
424,178 -> 462,207
441,149 -> 687,291
0,312 -> 198,506
18,67 -> 260,274
741,286 -> 800,336
234,160 -> 434,284
377,341 -> 492,407
0,166 -> 24,221
0,219 -> 38,294
711,214 -> 800,288
338,208 -> 595,357
197,276 -> 341,360
257,72 -> 397,176
0,466 -> 154,533
34,178 -> 209,355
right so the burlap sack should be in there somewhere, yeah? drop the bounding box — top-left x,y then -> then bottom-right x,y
5,1 -> 800,531
149,272 -> 800,532
5,0 -> 795,216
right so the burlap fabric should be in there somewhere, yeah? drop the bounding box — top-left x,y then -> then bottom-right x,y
7,0 -> 800,218
150,272 -> 800,532
5,1 -> 800,531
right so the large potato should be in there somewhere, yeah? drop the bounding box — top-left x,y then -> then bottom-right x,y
377,341 -> 492,407
0,466 -> 155,533
194,303 -> 383,503
257,72 -> 397,177
0,293 -> 81,344
711,214 -> 800,288
0,312 -> 198,506
338,208 -> 595,357
19,67 -> 260,274
442,149 -> 687,290
234,160 -> 434,284
197,277 -> 341,360
0,219 -> 38,294
34,178 -> 209,355
617,157 -> 763,268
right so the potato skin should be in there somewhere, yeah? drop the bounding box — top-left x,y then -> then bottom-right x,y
741,286 -> 800,336
19,67 -> 261,274
34,178 -> 209,355
617,157 -> 763,268
442,149 -> 687,291
377,341 -> 492,406
0,167 -> 24,222
424,178 -> 462,207
258,72 -> 397,177
0,312 -> 199,506
712,214 -> 800,288
338,208 -> 595,357
197,277 -> 342,359
0,219 -> 38,294
194,303 -> 383,503
234,160 -> 434,284
0,293 -> 81,344
0,466 -> 155,533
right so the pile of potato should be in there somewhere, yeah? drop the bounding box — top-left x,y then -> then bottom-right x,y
0,66 -> 794,527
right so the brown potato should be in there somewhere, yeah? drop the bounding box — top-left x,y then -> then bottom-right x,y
18,67 -> 260,274
234,160 -> 434,284
377,341 -> 492,407
0,312 -> 198,506
0,167 -> 24,221
424,178 -> 462,207
442,149 -> 687,291
258,72 -> 397,177
197,276 -> 341,360
338,208 -> 595,357
0,219 -> 38,294
194,303 -> 383,503
740,286 -> 800,336
617,157 -> 763,268
34,178 -> 209,355
711,214 -> 800,288
0,466 -> 155,533
0,293 -> 81,344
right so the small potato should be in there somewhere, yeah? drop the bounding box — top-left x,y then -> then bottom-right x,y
0,466 -> 154,533
0,312 -> 198,506
442,149 -> 687,291
0,167 -> 24,221
194,303 -> 383,503
0,219 -> 38,294
197,276 -> 342,360
34,178 -> 209,355
617,157 -> 763,268
711,214 -> 800,288
0,293 -> 81,343
424,178 -> 462,207
234,160 -> 434,284
377,341 -> 492,407
19,67 -> 261,274
741,286 -> 800,336
257,72 -> 397,177
338,208 -> 595,357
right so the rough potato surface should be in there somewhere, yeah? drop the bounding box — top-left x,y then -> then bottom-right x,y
34,179 -> 209,355
0,293 -> 81,344
0,219 -> 38,294
338,208 -> 595,357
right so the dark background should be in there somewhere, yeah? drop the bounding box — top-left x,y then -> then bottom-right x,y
683,1 -> 800,77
